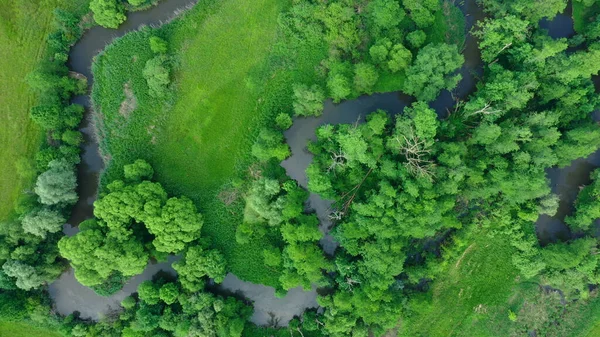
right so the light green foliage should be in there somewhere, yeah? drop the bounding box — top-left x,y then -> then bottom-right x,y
275,113 -> 293,130
143,56 -> 170,97
474,16 -> 529,63
121,296 -> 137,309
61,130 -> 83,146
403,0 -> 440,28
293,84 -> 325,117
387,44 -> 412,73
21,207 -> 65,239
174,246 -> 227,291
144,197 -> 203,253
137,280 -> 161,305
251,128 -> 291,161
159,282 -> 179,304
124,159 -> 154,182
149,36 -> 168,54
403,43 -> 464,101
367,0 -> 405,31
263,246 -> 282,267
34,159 -> 78,206
327,73 -> 352,103
58,223 -> 149,286
90,0 -> 126,29
128,0 -> 147,7
353,63 -> 379,94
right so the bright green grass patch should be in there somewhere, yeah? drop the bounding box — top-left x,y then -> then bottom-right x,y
93,0 -> 327,286
0,321 -> 61,337
400,232 -> 532,337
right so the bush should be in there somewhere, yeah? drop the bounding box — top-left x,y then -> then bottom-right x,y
149,36 -> 168,54
275,113 -> 293,130
143,56 -> 170,97
292,84 -> 325,117
90,0 -> 126,29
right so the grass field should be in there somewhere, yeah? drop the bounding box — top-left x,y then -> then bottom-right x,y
0,0 -> 90,222
93,0 -> 327,286
573,1 -> 600,33
399,232 -> 532,337
0,321 -> 61,337
0,1 -> 57,221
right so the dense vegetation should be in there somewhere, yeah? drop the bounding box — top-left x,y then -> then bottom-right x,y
4,0 -> 600,336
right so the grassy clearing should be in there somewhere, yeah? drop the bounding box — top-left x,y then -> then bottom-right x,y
93,0 -> 327,286
0,321 -> 61,337
400,232 -> 532,337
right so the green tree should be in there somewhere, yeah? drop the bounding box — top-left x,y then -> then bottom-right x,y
275,113 -> 293,130
2,260 -> 46,290
387,44 -> 412,73
124,159 -> 154,182
354,63 -> 379,94
145,197 -> 203,253
293,84 -> 325,117
34,159 -> 78,206
90,0 -> 126,29
174,246 -> 227,291
143,56 -> 170,98
159,283 -> 179,304
149,36 -> 168,54
367,0 -> 405,31
21,208 -> 65,239
137,280 -> 160,305
403,43 -> 464,101
251,128 -> 291,161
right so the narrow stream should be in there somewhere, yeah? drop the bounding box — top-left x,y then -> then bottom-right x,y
49,0 -> 321,325
49,0 -> 586,327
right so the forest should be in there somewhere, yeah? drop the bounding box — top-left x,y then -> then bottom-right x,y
2,0 -> 600,336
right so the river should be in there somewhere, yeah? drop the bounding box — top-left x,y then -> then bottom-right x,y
49,0 -> 584,328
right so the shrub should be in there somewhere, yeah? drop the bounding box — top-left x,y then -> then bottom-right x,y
90,0 -> 126,29
143,56 -> 170,98
275,113 -> 293,130
292,84 -> 325,117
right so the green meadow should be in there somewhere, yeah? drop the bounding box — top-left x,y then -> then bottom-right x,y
92,0 -> 327,285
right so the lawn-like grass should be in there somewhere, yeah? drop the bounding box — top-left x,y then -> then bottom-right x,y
573,1 -> 600,33
0,0 -> 90,222
400,232 -> 533,337
0,321 -> 61,337
93,0 -> 327,286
